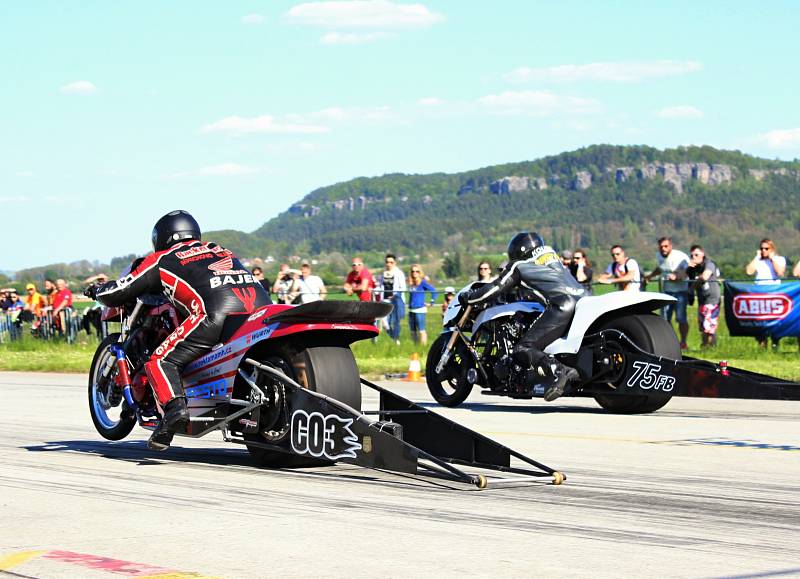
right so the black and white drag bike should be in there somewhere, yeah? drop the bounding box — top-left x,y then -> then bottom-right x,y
426,283 -> 682,413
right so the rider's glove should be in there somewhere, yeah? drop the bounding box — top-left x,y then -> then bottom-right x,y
457,291 -> 471,307
84,283 -> 100,300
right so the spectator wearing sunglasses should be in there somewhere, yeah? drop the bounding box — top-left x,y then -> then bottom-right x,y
746,238 -> 786,349
687,245 -> 721,348
597,245 -> 641,292
476,261 -> 494,282
568,249 -> 593,294
746,238 -> 786,285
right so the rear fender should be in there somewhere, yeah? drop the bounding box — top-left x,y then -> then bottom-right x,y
543,291 -> 676,355
182,317 -> 376,396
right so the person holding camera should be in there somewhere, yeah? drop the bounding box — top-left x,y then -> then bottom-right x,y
568,248 -> 593,294
746,238 -> 786,285
746,238 -> 786,349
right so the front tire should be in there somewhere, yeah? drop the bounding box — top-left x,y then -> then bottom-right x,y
593,314 -> 681,414
425,333 -> 474,407
88,333 -> 136,440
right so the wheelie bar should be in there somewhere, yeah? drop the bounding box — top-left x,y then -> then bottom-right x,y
674,356 -> 800,401
239,359 -> 564,489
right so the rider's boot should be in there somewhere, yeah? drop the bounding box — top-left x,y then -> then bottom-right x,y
148,396 -> 189,451
542,359 -> 580,402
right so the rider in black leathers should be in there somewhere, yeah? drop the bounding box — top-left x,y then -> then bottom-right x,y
459,232 -> 585,401
87,210 -> 271,450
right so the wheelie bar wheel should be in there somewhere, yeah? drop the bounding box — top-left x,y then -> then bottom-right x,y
552,471 -> 565,485
474,474 -> 488,489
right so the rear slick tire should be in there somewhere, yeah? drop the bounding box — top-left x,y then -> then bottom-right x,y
246,346 -> 361,467
593,314 -> 681,414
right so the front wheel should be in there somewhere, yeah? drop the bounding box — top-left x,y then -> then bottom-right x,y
593,314 -> 681,414
88,333 -> 136,440
425,333 -> 474,407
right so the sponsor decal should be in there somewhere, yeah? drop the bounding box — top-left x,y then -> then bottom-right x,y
330,324 -> 358,330
626,361 -> 675,392
208,255 -> 234,272
290,410 -> 362,460
154,325 -> 186,357
732,293 -> 792,321
210,273 -> 255,288
232,287 -> 257,312
249,325 -> 276,342
186,345 -> 233,370
186,378 -> 229,399
239,418 -> 258,428
247,308 -> 267,322
179,253 -> 214,266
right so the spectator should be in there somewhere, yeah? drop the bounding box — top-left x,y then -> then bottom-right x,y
560,249 -> 573,268
644,237 -> 690,349
476,261 -> 494,282
377,253 -> 406,345
794,260 -> 800,278
687,245 -> 721,348
6,290 -> 24,316
746,238 -> 786,285
745,238 -> 786,349
442,286 -> 456,314
51,278 -> 74,333
0,289 -> 12,311
272,264 -> 295,305
291,262 -> 327,304
22,283 -> 46,325
251,267 -> 272,293
597,245 -> 641,292
344,257 -> 375,302
43,279 -> 56,308
407,264 -> 437,345
569,248 -> 593,294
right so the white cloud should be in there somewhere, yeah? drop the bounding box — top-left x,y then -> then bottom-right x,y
265,142 -> 322,153
321,31 -> 390,44
755,128 -> 800,149
504,60 -> 703,84
242,13 -> 264,24
477,90 -> 601,116
286,105 -> 392,124
16,171 -> 35,177
417,96 -> 445,107
60,80 -> 97,95
286,0 -> 444,29
171,163 -> 260,178
200,115 -> 330,135
657,105 -> 704,119
0,195 -> 29,202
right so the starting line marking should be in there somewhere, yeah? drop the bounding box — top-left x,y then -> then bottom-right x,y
0,549 -> 220,578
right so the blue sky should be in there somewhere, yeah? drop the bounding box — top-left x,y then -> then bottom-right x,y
2,0 -> 800,271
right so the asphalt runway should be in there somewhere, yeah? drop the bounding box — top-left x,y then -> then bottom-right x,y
1,371 -> 799,579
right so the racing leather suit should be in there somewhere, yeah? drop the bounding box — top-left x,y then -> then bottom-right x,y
95,241 -> 271,406
462,245 -> 586,369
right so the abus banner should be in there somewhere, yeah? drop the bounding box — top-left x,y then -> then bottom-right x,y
723,281 -> 800,338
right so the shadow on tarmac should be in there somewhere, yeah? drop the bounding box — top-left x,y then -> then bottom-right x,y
22,439 -> 470,491
24,439 -> 254,467
416,400 -> 609,415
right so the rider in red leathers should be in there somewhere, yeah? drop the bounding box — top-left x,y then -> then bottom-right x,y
88,210 -> 271,450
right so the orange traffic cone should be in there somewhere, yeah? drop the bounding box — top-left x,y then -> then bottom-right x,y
406,352 -> 422,381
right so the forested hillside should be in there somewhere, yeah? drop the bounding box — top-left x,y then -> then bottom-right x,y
209,145 -> 800,272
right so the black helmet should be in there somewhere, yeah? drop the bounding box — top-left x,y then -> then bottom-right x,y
151,210 -> 201,252
507,231 -> 544,262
